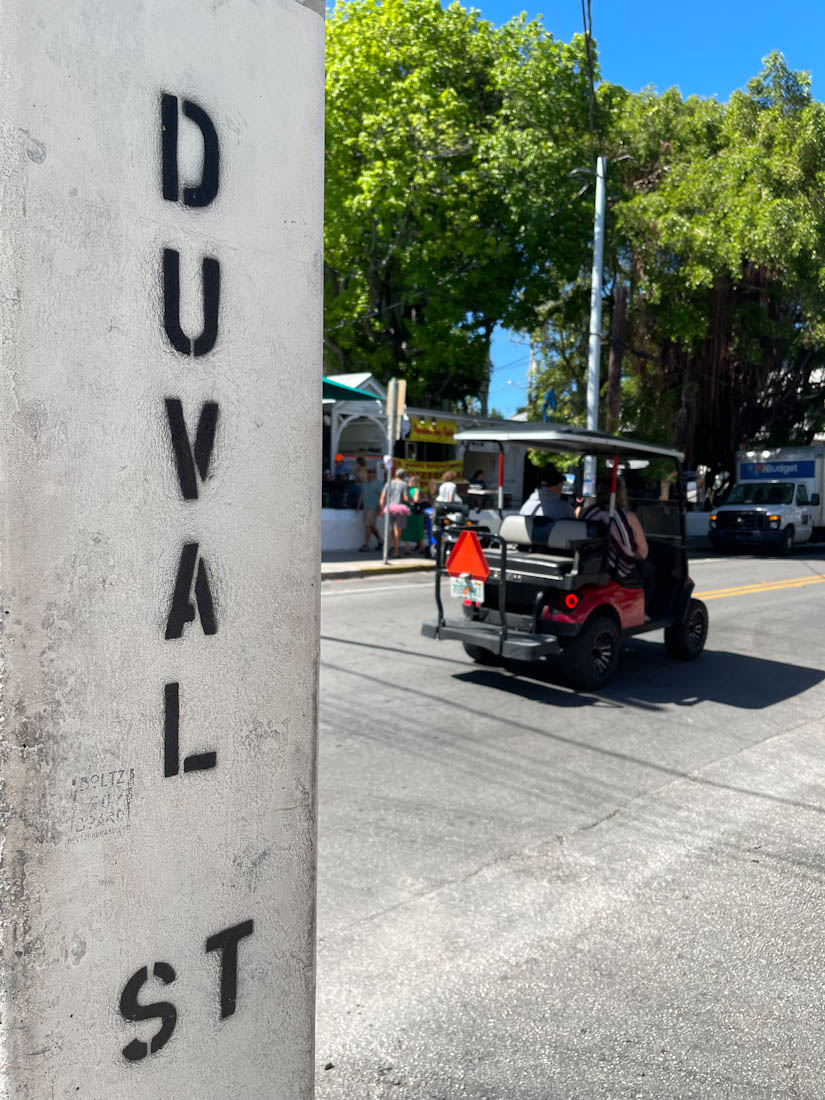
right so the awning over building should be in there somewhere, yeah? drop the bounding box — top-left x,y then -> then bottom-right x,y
322,376 -> 381,401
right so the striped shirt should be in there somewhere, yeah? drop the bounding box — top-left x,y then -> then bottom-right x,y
583,505 -> 640,583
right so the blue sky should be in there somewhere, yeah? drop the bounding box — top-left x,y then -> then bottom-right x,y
485,0 -> 825,416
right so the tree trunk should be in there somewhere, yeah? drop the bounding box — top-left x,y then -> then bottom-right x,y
606,284 -> 627,433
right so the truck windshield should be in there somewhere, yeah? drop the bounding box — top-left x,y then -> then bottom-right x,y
727,482 -> 794,506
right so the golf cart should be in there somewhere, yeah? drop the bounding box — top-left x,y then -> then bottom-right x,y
421,424 -> 708,690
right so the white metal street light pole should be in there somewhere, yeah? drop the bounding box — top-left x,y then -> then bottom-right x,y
382,378 -> 406,563
382,378 -> 397,564
583,154 -> 607,497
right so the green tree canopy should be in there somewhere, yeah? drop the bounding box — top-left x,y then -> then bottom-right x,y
324,0 -> 594,407
528,52 -> 825,480
327,12 -> 825,473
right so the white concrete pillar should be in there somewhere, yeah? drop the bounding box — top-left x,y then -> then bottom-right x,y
0,1 -> 323,1097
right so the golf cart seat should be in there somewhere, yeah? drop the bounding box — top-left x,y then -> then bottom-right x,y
498,514 -> 553,547
489,516 -> 607,600
498,515 -> 593,553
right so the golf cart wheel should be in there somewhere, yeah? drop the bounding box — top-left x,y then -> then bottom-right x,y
664,598 -> 708,661
778,526 -> 794,556
462,642 -> 500,666
561,614 -> 621,691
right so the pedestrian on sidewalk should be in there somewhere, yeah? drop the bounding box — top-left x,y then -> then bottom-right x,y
402,475 -> 427,554
346,454 -> 367,510
380,467 -> 411,558
436,469 -> 461,504
358,466 -> 383,551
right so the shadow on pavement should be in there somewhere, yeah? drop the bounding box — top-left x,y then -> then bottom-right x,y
321,634 -> 471,666
455,640 -> 825,712
322,633 -> 825,710
322,657 -> 825,819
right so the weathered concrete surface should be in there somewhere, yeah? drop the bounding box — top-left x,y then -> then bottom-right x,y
0,2 -> 323,1096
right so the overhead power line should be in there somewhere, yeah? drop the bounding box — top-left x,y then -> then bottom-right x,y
580,0 -> 602,164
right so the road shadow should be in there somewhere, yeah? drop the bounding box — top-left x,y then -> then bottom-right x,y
324,633 -> 825,711
321,634 -> 470,667
322,657 -> 825,818
454,640 -> 825,712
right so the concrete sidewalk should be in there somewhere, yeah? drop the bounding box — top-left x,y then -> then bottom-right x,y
321,548 -> 435,582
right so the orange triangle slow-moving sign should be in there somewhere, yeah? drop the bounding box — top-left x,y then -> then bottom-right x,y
445,530 -> 490,581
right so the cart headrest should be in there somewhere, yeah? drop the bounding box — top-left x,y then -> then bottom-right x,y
499,514 -> 554,546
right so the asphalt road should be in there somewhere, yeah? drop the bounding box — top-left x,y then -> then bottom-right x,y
316,550 -> 825,1100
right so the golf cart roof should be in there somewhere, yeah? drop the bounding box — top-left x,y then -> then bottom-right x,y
454,423 -> 684,462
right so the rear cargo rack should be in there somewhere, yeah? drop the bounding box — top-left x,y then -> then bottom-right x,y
430,513 -> 609,659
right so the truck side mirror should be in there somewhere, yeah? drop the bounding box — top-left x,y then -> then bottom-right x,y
811,493 -> 820,506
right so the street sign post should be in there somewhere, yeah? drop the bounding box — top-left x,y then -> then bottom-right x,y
0,2 -> 323,1096
382,378 -> 407,564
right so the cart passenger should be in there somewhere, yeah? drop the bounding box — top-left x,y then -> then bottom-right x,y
583,472 -> 650,592
519,465 -> 574,520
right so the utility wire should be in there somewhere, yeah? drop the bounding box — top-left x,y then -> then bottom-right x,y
580,0 -> 601,165
490,352 -> 532,374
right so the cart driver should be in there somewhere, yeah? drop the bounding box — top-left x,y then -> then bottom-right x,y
519,464 -> 574,521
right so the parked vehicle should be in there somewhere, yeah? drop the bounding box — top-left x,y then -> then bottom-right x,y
709,446 -> 825,554
421,424 -> 708,690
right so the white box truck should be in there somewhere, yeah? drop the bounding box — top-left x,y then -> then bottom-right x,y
709,445 -> 825,554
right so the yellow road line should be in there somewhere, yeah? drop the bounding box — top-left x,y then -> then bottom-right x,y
696,574 -> 825,601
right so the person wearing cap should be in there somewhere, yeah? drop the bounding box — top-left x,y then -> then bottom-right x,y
519,464 -> 574,520
333,452 -> 350,478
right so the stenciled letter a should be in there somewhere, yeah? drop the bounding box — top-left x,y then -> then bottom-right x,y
165,543 -> 217,639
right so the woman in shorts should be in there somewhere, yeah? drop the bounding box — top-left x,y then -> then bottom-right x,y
380,468 -> 411,558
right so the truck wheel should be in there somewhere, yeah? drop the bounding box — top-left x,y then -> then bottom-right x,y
778,526 -> 794,556
561,614 -> 621,691
664,598 -> 708,660
463,643 -> 499,666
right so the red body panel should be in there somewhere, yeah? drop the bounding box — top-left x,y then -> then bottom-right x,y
543,580 -> 644,631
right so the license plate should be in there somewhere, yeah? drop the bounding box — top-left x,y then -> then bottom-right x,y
450,577 -> 484,602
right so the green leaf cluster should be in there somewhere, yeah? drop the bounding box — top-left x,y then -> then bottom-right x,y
324,0 -> 594,406
527,51 -> 825,479
326,13 -> 825,474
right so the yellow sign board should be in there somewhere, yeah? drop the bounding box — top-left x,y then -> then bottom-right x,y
400,459 -> 460,486
408,418 -> 456,445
